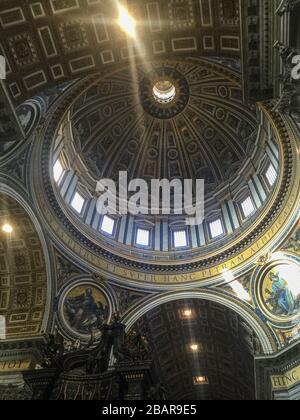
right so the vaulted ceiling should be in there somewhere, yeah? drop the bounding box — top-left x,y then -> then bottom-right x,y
0,0 -> 242,102
135,299 -> 259,400
0,194 -> 48,340
70,59 -> 256,195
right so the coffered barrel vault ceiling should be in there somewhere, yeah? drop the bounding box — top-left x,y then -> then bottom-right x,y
0,194 -> 48,340
135,299 -> 259,400
0,0 -> 242,102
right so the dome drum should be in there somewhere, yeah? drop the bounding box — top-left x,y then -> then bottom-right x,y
28,60 -> 298,287
48,61 -> 281,263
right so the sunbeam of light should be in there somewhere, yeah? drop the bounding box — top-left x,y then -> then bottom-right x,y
230,281 -> 251,302
223,269 -> 251,301
117,4 -> 136,38
2,223 -> 13,234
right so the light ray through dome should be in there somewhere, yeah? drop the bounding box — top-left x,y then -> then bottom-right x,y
117,5 -> 136,38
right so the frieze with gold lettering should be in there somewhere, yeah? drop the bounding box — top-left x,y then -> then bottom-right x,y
0,359 -> 32,372
271,365 -> 300,391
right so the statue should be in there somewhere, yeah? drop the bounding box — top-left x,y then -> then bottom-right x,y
30,316 -> 154,400
38,313 -> 152,374
273,41 -> 299,113
39,328 -> 65,368
276,0 -> 300,16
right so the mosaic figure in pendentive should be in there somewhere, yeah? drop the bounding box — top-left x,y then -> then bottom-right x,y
64,285 -> 109,336
263,266 -> 300,317
283,227 -> 300,253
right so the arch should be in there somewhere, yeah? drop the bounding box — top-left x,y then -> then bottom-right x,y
0,182 -> 54,336
122,289 -> 276,355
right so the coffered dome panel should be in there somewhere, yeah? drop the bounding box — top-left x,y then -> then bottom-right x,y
35,56 -> 299,287
70,59 -> 257,196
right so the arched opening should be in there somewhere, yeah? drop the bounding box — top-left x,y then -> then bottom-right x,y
152,80 -> 176,104
129,298 -> 261,400
0,192 -> 50,340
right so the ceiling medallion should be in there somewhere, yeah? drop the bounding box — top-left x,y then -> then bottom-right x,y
140,67 -> 189,119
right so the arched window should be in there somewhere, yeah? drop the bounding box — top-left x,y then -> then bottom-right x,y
71,192 -> 85,214
241,196 -> 255,218
173,230 -> 188,248
53,159 -> 64,184
136,228 -> 150,247
100,215 -> 115,235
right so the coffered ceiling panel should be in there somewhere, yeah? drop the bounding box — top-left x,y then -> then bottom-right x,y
0,194 -> 48,340
0,0 -> 242,102
135,299 -> 259,400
